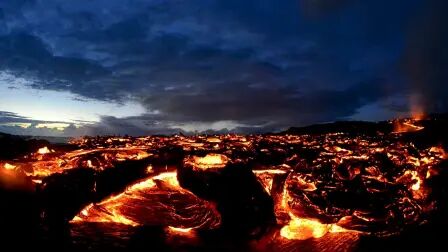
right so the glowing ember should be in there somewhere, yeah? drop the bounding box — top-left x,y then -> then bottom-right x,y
280,215 -> 331,240
190,153 -> 229,170
168,226 -> 194,233
398,170 -> 423,193
206,137 -> 221,143
152,171 -> 180,187
3,163 -> 16,170
253,169 -> 288,175
146,164 -> 154,174
37,146 -> 52,155
253,169 -> 288,194
430,146 -> 447,159
411,171 -> 422,191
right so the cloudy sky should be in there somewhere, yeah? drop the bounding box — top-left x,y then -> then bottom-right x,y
0,0 -> 447,136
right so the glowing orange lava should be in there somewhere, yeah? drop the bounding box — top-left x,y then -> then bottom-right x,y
3,163 -> 16,170
189,153 -> 229,170
71,171 -> 221,230
37,146 -> 52,155
392,119 -> 424,133
0,123 -> 445,245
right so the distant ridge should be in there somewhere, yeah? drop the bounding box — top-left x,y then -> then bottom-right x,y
283,120 -> 392,135
0,131 -> 49,160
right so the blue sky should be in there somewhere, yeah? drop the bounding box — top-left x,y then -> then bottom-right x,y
0,0 -> 446,136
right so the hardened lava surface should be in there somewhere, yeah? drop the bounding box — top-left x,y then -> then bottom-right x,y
1,117 -> 448,251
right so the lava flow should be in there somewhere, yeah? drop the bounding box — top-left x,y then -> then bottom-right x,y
72,171 -> 221,231
1,117 -> 448,251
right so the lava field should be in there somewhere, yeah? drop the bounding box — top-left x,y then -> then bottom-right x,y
1,116 -> 448,251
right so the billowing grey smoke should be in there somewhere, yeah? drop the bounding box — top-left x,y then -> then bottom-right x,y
404,0 -> 448,114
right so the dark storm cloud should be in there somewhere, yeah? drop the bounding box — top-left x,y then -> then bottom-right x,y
0,111 -> 29,123
79,115 -> 186,136
0,33 -> 112,100
0,0 -> 444,135
0,111 -> 67,125
141,78 -> 389,126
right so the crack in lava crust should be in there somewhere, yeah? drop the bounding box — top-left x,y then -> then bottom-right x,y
71,171 -> 221,231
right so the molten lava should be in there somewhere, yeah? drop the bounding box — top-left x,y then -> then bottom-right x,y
3,163 -> 16,170
280,215 -> 342,240
392,119 -> 424,133
189,153 -> 229,170
37,146 -> 52,155
1,116 -> 447,249
72,171 -> 221,230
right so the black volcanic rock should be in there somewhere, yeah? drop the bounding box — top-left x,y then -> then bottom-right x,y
0,132 -> 49,160
284,121 -> 391,135
94,157 -> 154,201
40,168 -> 96,227
0,168 -> 38,242
178,158 -> 276,238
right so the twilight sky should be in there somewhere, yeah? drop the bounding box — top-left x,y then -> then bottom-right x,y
0,0 -> 447,136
